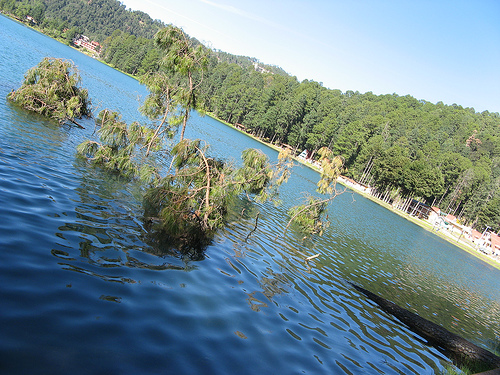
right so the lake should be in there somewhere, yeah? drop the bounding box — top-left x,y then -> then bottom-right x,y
1,14 -> 499,374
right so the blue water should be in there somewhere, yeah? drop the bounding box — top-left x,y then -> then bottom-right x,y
1,15 -> 499,374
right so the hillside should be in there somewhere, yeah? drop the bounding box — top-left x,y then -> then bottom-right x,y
0,0 -> 279,72
2,0 -> 164,41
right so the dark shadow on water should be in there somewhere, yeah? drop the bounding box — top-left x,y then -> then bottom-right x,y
54,159 -> 219,277
141,229 -> 209,262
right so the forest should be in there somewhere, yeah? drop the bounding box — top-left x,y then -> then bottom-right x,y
2,0 -> 499,232
0,0 -> 164,42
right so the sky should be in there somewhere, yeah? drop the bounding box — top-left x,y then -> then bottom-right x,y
120,0 -> 500,113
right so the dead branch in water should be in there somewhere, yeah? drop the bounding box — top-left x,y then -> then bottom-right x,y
349,282 -> 500,373
245,212 -> 260,242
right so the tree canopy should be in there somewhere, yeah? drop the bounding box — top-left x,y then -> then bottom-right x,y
0,0 -> 165,42
7,57 -> 91,126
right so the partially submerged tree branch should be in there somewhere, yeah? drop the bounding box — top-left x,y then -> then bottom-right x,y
245,212 -> 260,242
285,149 -> 345,236
350,282 -> 500,373
8,57 -> 91,125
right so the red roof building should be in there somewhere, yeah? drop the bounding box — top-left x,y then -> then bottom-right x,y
471,229 -> 483,241
445,214 -> 457,223
490,233 -> 500,254
73,35 -> 100,55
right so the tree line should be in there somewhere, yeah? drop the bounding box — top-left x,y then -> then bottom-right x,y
2,0 -> 499,232
196,65 -> 500,232
0,0 -> 164,43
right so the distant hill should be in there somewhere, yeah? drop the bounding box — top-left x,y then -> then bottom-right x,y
0,0 -> 278,73
212,50 -> 289,76
39,0 -> 164,41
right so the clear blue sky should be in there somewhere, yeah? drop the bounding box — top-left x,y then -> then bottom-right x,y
121,0 -> 500,113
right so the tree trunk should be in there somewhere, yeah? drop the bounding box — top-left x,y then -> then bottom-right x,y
350,282 -> 500,373
404,195 -> 413,213
270,133 -> 277,144
360,156 -> 375,185
180,72 -> 194,142
179,109 -> 189,141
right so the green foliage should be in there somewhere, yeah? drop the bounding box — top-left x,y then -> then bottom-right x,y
7,57 -> 91,124
236,148 -> 293,204
138,71 -> 180,153
152,25 -> 209,141
194,61 -> 500,230
487,337 -> 500,357
316,147 -> 344,194
155,26 -> 208,77
288,196 -> 329,236
436,358 -> 498,375
475,196 -> 500,229
144,139 -> 235,252
402,160 -> 445,200
372,145 -> 410,189
77,109 -> 156,178
101,30 -> 157,75
143,140 -> 292,252
286,148 -> 344,235
65,39 -> 291,253
0,0 -> 165,42
436,364 -> 471,375
235,148 -> 273,195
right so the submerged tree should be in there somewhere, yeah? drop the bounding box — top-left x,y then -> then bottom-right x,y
119,26 -> 346,245
77,109 -> 158,179
77,112 -> 294,253
143,140 -> 293,253
286,147 -> 345,235
8,57 -> 91,127
139,25 -> 209,145
12,56 -> 344,255
235,147 -> 293,202
78,108 -> 340,250
288,196 -> 330,236
143,139 -> 236,252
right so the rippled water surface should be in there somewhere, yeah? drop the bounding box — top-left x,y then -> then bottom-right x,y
1,15 -> 499,374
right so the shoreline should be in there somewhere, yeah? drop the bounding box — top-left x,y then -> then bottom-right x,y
207,115 -> 500,271
350,186 -> 500,270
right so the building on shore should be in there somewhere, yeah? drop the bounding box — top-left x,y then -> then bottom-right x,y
73,35 -> 101,56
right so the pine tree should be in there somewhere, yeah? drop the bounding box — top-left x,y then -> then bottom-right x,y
8,57 -> 91,127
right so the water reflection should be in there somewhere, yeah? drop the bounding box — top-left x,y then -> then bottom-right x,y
243,269 -> 290,312
54,159 -> 205,276
1,103 -> 69,153
211,215 -> 455,373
